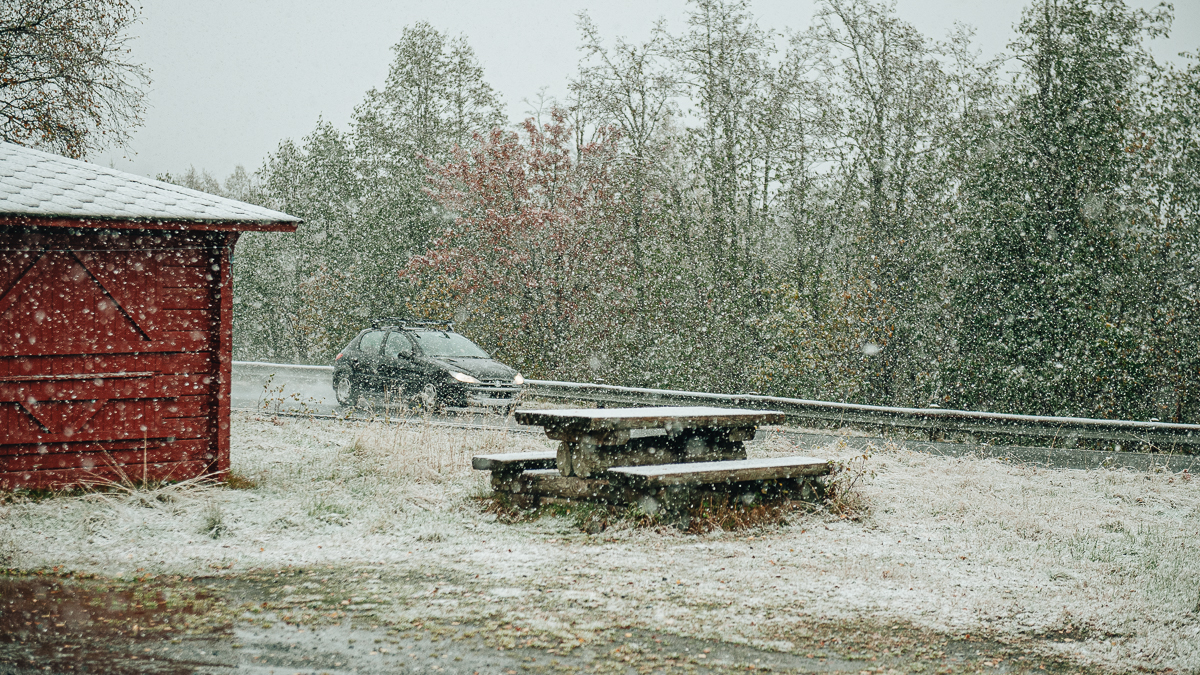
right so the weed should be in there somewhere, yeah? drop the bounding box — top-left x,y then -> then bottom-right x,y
258,373 -> 319,418
199,502 -> 228,539
823,449 -> 874,520
307,498 -> 351,526
684,497 -> 817,533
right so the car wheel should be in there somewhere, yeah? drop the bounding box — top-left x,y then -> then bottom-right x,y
334,373 -> 359,406
418,383 -> 437,410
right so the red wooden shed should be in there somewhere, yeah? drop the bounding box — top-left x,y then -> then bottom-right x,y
0,142 -> 299,490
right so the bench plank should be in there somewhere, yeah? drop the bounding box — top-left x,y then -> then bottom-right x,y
472,451 -> 557,472
607,456 -> 830,486
491,469 -> 640,503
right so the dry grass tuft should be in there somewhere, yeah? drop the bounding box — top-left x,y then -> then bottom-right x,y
75,473 -> 222,506
475,492 -> 531,523
345,421 -> 527,483
684,497 -> 816,533
223,471 -> 259,490
476,481 -> 839,535
822,448 -> 875,520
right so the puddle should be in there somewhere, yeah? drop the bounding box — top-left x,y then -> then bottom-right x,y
0,574 -> 228,674
0,570 -> 1098,674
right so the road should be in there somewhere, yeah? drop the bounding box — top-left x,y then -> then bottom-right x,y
231,361 -> 527,428
232,361 -> 341,416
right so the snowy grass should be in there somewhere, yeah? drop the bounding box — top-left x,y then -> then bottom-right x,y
2,412 -> 1198,672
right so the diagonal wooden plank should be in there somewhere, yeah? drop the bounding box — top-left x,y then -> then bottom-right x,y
0,249 -> 46,318
19,399 -> 108,435
69,250 -> 153,342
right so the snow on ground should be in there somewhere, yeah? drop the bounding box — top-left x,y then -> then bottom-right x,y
3,412 -> 1198,672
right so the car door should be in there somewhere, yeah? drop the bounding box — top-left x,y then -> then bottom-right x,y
350,329 -> 386,390
379,331 -> 420,396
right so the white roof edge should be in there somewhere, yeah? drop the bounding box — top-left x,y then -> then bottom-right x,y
0,142 -> 301,225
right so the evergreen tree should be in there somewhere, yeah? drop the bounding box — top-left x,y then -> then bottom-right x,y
1138,54 -> 1200,421
953,0 -> 1170,417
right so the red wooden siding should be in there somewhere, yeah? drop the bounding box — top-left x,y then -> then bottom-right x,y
0,227 -> 232,490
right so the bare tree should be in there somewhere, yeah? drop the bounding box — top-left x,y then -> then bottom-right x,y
0,0 -> 149,158
808,0 -> 953,404
571,13 -> 678,279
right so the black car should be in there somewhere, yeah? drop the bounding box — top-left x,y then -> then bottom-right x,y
332,320 -> 524,409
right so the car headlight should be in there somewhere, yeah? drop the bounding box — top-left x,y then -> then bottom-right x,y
513,373 -> 524,385
450,371 -> 480,384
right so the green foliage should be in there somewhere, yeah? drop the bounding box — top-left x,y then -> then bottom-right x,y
952,0 -> 1175,418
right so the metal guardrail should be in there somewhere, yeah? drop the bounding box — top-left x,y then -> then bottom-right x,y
228,362 -> 1200,452
524,379 -> 1200,452
232,360 -> 332,384
233,360 -> 333,373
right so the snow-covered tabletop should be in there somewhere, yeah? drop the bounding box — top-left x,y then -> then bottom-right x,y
513,406 -> 784,432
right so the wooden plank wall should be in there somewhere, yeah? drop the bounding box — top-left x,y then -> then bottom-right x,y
0,226 -> 227,490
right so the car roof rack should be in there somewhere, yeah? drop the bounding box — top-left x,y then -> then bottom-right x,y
371,317 -> 455,332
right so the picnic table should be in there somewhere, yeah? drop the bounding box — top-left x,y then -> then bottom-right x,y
472,407 -> 831,517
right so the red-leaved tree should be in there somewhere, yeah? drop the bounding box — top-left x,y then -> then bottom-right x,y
403,111 -> 635,377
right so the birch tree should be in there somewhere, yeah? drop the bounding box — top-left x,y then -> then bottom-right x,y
807,0 -> 955,405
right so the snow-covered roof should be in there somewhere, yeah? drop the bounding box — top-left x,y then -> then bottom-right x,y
0,142 -> 299,228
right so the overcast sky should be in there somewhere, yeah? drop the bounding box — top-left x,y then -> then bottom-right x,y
98,0 -> 1200,181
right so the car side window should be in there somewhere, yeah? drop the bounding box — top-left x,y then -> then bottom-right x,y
383,331 -> 413,359
358,330 -> 385,355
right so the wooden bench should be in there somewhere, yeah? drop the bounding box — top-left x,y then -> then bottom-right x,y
608,456 -> 830,514
472,407 -> 833,515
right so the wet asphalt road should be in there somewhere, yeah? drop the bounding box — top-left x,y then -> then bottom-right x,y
231,362 -> 528,428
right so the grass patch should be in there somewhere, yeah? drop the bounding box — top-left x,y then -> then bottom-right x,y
198,502 -> 228,539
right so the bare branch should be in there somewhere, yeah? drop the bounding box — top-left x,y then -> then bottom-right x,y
0,0 -> 149,158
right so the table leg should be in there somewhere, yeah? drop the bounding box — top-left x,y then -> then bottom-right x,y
555,441 -> 573,477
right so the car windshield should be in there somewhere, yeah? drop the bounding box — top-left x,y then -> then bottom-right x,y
408,331 -> 490,359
